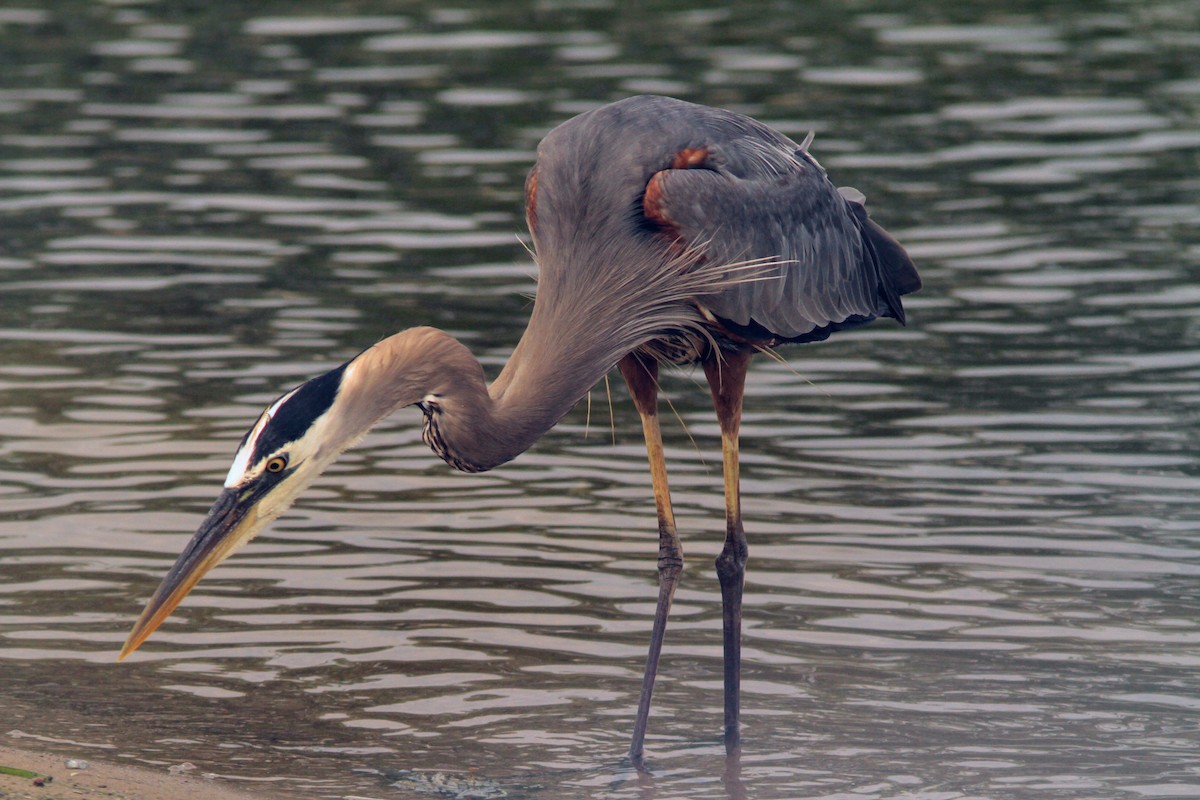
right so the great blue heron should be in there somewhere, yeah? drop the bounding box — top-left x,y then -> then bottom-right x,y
119,95 -> 920,762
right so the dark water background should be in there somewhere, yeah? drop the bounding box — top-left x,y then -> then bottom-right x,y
2,1 -> 1199,798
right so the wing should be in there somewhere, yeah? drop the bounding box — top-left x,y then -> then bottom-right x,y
644,133 -> 920,342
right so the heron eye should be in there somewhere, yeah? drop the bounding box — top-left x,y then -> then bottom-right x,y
265,456 -> 288,473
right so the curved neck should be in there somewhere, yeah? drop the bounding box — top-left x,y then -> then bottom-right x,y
348,232 -> 727,472
342,324 -> 610,473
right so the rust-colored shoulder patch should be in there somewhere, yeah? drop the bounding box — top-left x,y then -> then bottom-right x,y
643,170 -> 671,229
524,165 -> 538,234
672,147 -> 709,169
643,147 -> 711,232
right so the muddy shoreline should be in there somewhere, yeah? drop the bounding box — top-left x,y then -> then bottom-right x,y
0,739 -> 293,800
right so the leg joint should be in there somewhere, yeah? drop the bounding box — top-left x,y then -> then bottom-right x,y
715,538 -> 747,581
658,535 -> 683,576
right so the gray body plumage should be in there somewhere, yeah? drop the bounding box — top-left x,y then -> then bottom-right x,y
465,96 -> 919,471
526,95 -> 919,346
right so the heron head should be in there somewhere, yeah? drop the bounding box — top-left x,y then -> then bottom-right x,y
119,361 -> 354,661
118,326 -> 503,661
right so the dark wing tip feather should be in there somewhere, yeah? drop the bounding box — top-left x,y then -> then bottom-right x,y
864,216 -> 921,296
844,198 -> 920,326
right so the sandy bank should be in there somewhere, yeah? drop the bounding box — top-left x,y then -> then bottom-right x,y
0,741 -> 293,800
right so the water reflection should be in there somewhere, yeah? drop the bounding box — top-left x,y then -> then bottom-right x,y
1,0 -> 1199,798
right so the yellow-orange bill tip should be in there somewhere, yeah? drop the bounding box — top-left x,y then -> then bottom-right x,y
117,487 -> 257,662
116,557 -> 216,661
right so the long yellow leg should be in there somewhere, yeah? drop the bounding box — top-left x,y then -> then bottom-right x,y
618,354 -> 681,766
702,349 -> 752,753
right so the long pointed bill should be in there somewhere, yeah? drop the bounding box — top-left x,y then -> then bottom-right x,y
118,487 -> 263,661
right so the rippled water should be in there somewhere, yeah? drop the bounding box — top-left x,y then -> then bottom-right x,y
2,2 -> 1199,798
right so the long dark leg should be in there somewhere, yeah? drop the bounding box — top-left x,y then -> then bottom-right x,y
702,349 -> 752,752
618,354 -> 681,765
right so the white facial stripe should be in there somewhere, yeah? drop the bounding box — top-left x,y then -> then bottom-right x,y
223,386 -> 305,488
224,410 -> 272,488
268,386 -> 301,418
